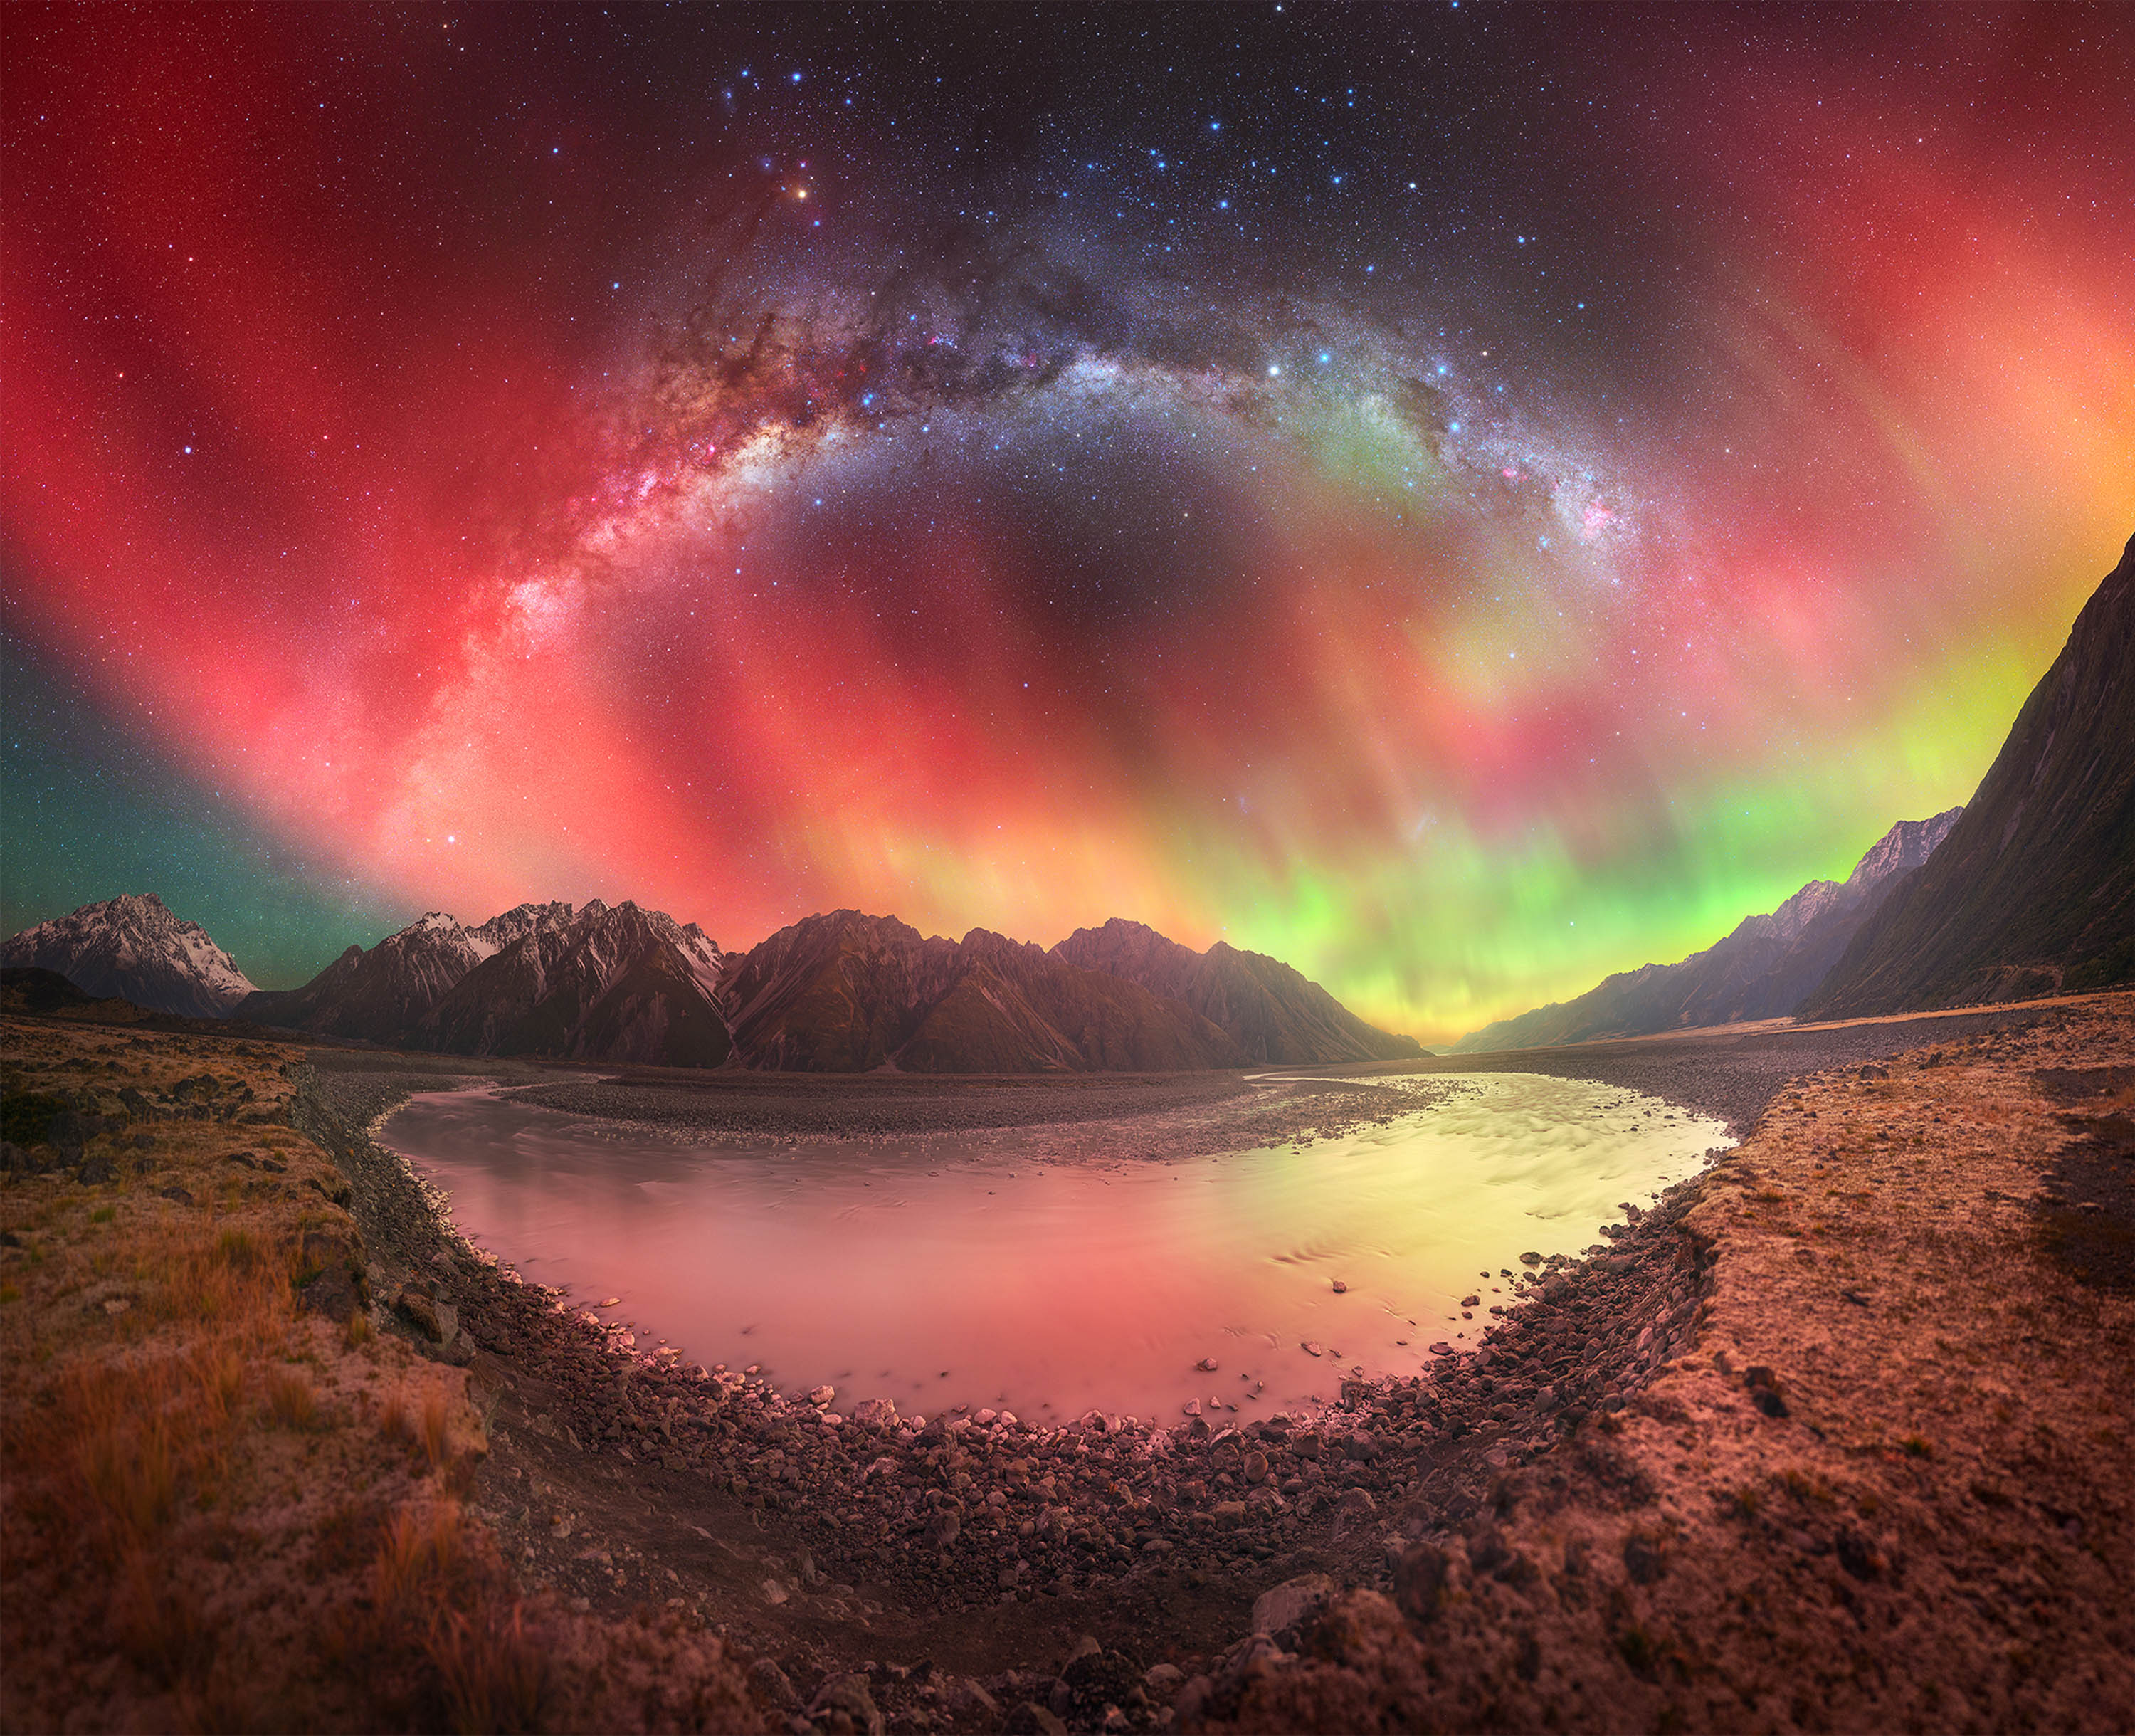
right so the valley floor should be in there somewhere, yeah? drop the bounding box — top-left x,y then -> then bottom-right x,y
3,994 -> 2130,1732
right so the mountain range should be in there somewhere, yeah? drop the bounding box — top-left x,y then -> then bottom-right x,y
1451,809 -> 1963,1051
1055,918 -> 1423,1064
1804,531 -> 2135,1015
1457,527 -> 2135,1049
14,532 -> 2128,1063
3,895 -> 1418,1072
717,912 -> 1246,1073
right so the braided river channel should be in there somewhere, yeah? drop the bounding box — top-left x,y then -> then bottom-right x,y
379,1073 -> 1731,1424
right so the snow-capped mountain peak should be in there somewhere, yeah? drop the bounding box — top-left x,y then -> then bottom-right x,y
2,893 -> 257,1018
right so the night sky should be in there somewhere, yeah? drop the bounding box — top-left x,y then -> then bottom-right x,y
4,4 -> 2131,1041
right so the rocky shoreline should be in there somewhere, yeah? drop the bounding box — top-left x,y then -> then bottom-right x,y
1185,996 -> 2135,1732
296,1051 -> 1741,1732
16,984 -> 2125,1730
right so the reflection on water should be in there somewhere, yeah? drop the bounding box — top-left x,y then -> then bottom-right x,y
379,1073 -> 1729,1424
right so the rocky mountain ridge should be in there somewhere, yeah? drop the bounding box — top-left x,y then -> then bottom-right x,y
18,894 -> 1402,1072
0,893 -> 256,1019
723,910 -> 1246,1073
415,899 -> 732,1068
1053,917 -> 1424,1065
1805,531 -> 2135,1014
1454,808 -> 1962,1052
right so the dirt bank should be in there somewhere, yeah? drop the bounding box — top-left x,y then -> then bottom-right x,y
1391,1004 -> 2053,1137
1179,994 -> 2135,1733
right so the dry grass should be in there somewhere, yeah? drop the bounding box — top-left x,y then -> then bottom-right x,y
268,1367 -> 320,1431
421,1385 -> 450,1470
380,1387 -> 410,1444
1,1015 -> 761,1734
374,1500 -> 470,1607
426,1605 -> 550,1735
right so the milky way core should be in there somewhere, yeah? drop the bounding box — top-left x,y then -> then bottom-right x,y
5,6 -> 2131,1038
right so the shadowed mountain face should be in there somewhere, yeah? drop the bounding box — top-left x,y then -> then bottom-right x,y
233,899 -> 729,1066
1,893 -> 256,1019
123,898 -> 1390,1073
1453,809 -> 1962,1052
1051,919 -> 1423,1064
417,901 -> 730,1067
236,910 -> 505,1040
722,912 -> 1245,1073
1805,533 -> 2135,1016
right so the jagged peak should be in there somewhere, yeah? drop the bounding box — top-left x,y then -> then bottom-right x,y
1844,806 -> 1964,890
102,891 -> 174,917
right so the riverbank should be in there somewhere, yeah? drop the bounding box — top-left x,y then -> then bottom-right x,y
0,1019 -> 757,1732
1180,992 -> 2135,1732
10,996 -> 2129,1732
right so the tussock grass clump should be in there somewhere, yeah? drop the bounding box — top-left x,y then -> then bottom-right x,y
268,1367 -> 320,1431
426,1604 -> 549,1736
421,1387 -> 451,1471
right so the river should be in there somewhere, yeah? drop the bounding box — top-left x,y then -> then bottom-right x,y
378,1070 -> 1730,1424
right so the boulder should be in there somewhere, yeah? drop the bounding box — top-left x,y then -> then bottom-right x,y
299,1264 -> 364,1325
1252,1572 -> 1334,1640
748,1658 -> 799,1711
806,1672 -> 884,1736
393,1290 -> 443,1342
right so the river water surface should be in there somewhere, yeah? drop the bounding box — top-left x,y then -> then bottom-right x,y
379,1073 -> 1729,1424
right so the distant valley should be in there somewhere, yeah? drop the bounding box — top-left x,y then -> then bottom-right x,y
1458,530 -> 2135,1050
1452,809 -> 1962,1052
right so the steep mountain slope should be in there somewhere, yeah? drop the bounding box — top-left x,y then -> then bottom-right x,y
720,912 -> 959,1072
1455,809 -> 1962,1051
1051,919 -> 1423,1064
416,900 -> 731,1066
1,893 -> 255,1017
1805,532 -> 2135,1015
900,927 -> 1249,1073
238,911 -> 506,1041
721,911 -> 1245,1072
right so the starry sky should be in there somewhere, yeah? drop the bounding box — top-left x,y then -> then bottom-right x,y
4,4 -> 2132,1041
